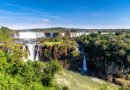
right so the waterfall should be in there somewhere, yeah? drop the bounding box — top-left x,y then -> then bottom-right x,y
14,31 -> 45,39
34,45 -> 39,61
50,33 -> 53,38
22,43 -> 39,61
14,31 -> 43,61
35,52 -> 39,61
22,45 -> 28,61
82,48 -> 87,73
82,48 -> 85,54
83,55 -> 87,72
26,43 -> 36,61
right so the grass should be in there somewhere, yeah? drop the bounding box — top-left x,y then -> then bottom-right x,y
44,41 -> 62,45
55,70 -> 119,90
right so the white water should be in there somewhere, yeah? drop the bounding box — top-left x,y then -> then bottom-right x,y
26,43 -> 36,61
82,48 -> 87,73
50,33 -> 53,38
14,31 -> 45,39
14,31 -> 41,61
35,52 -> 39,61
35,46 -> 39,61
23,43 -> 39,61
22,45 -> 28,61
83,55 -> 87,72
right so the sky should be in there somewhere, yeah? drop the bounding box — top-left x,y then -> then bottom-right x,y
0,0 -> 130,29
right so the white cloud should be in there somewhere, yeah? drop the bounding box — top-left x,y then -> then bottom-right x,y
41,18 -> 50,23
2,23 -> 50,30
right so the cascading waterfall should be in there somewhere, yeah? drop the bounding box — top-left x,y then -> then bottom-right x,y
26,43 -> 36,61
34,45 -> 39,61
22,45 -> 28,61
14,31 -> 43,61
83,55 -> 87,72
82,48 -> 87,73
22,43 -> 39,61
50,32 -> 53,38
35,52 -> 39,61
14,31 -> 45,39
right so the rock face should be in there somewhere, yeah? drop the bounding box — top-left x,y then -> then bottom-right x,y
22,43 -> 80,62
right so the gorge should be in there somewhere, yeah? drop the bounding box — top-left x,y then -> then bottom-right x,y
1,27 -> 130,90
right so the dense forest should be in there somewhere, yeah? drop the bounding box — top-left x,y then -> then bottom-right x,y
76,32 -> 130,76
76,32 -> 130,89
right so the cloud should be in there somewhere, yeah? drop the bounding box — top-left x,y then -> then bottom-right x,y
1,23 -> 50,30
0,2 -> 69,29
41,19 -> 50,23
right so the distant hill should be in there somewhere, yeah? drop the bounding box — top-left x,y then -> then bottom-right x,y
11,27 -> 130,33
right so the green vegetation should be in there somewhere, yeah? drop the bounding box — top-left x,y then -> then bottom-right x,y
44,41 -> 62,45
76,32 -> 130,88
76,32 -> 130,75
39,37 -> 79,61
0,71 -> 56,90
0,49 -> 62,90
1,27 -> 130,90
0,27 -> 63,89
0,27 -> 13,42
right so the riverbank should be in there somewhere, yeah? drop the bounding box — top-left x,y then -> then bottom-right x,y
55,70 -> 119,90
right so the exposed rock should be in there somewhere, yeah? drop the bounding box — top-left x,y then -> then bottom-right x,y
106,75 -> 113,82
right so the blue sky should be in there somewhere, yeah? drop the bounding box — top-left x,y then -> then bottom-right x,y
0,0 -> 130,29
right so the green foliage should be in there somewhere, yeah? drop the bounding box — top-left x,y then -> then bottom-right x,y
0,47 -> 62,89
76,33 -> 130,76
0,50 -> 8,71
0,27 -> 13,42
39,37 -> 79,61
0,72 -> 57,90
41,60 -> 62,86
0,27 -> 64,89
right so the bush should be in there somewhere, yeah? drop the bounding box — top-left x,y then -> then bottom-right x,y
0,48 -> 62,89
41,60 -> 62,86
0,50 -> 8,71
